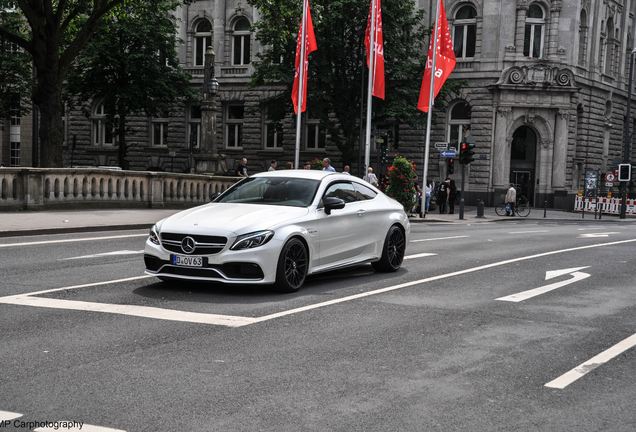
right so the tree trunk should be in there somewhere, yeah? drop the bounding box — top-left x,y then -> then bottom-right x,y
117,113 -> 128,170
36,87 -> 64,168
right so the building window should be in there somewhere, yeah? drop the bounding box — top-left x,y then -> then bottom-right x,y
447,101 -> 471,148
92,103 -> 114,146
305,120 -> 326,150
9,105 -> 20,126
9,142 -> 20,166
232,17 -> 251,66
604,18 -> 616,76
453,5 -> 477,59
151,113 -> 169,147
194,19 -> 212,67
263,104 -> 284,149
188,105 -> 201,149
225,103 -> 244,148
578,9 -> 588,66
524,3 -> 545,58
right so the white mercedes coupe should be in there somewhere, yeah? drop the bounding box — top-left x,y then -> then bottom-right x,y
144,170 -> 409,292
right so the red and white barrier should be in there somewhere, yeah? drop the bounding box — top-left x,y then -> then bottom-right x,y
575,196 -> 636,215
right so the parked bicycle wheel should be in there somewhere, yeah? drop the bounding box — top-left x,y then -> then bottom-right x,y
495,203 -> 508,216
516,195 -> 531,217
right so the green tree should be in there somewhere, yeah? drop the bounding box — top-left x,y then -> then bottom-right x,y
385,155 -> 417,211
66,0 -> 194,169
0,2 -> 31,118
248,0 -> 461,163
0,0 -> 127,167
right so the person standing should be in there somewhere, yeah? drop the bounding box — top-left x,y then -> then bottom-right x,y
235,157 -> 248,177
268,160 -> 277,171
505,183 -> 517,216
425,179 -> 433,214
448,179 -> 457,214
363,167 -> 379,187
438,178 -> 449,214
322,158 -> 336,172
342,165 -> 351,175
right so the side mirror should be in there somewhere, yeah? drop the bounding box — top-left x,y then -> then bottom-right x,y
323,196 -> 345,215
209,192 -> 220,202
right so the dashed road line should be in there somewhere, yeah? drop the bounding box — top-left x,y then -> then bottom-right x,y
0,234 -> 147,248
507,230 -> 550,234
545,333 -> 636,389
404,253 -> 437,260
410,235 -> 468,243
60,250 -> 144,261
0,410 -> 23,421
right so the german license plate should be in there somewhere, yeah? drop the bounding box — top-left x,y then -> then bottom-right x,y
171,255 -> 203,267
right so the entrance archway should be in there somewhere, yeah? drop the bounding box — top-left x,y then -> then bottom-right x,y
510,126 -> 537,203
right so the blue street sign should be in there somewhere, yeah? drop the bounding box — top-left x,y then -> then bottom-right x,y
440,150 -> 456,158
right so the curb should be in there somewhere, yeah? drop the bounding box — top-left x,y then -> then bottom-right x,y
0,223 -> 153,238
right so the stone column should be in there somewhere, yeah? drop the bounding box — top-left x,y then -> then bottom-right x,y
552,111 -> 569,190
493,107 -> 511,190
547,1 -> 562,60
515,1 -> 529,53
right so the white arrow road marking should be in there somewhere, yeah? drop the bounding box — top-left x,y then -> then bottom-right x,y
578,232 -> 619,238
404,253 -> 437,260
35,424 -> 127,432
545,333 -> 636,389
410,235 -> 468,243
496,267 -> 591,302
0,410 -> 22,421
60,250 -> 144,261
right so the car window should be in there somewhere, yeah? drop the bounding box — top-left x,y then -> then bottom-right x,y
352,182 -> 377,201
217,177 -> 320,207
323,182 -> 357,204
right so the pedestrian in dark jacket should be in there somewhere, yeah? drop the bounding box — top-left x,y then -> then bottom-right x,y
438,178 -> 449,214
448,179 -> 457,214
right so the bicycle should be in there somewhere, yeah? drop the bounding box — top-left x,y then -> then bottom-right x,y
495,195 -> 531,217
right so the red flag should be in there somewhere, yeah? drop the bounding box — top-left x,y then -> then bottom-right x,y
364,0 -> 385,99
417,0 -> 456,112
292,0 -> 318,114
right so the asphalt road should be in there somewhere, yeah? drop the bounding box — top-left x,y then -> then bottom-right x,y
0,220 -> 635,431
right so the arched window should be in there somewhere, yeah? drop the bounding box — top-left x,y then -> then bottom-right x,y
447,101 -> 471,148
193,19 -> 212,67
92,103 -> 114,146
604,18 -> 615,76
578,9 -> 588,66
232,17 -> 251,66
453,5 -> 477,59
524,3 -> 545,58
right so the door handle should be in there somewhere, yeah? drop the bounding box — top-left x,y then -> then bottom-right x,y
356,209 -> 366,216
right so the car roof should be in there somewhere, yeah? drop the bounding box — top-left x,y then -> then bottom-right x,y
252,170 -> 350,181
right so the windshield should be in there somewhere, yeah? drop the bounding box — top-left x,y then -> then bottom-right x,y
217,177 -> 320,207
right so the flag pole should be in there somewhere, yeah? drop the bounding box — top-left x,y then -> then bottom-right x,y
294,0 -> 308,169
363,0 -> 377,172
421,0 -> 441,218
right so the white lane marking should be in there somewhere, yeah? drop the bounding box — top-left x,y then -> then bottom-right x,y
0,410 -> 22,421
1,296 -> 257,328
0,234 -> 147,248
578,232 -> 620,238
60,250 -> 144,261
251,239 -> 636,324
507,230 -> 550,234
544,267 -> 589,280
545,333 -> 636,389
35,424 -> 126,432
404,253 -> 437,260
0,275 -> 155,298
496,268 -> 590,302
410,235 -> 468,243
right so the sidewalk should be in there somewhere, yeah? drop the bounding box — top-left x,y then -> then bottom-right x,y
1,206 -> 634,237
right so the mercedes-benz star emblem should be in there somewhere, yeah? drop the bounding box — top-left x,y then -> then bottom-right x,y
181,236 -> 196,254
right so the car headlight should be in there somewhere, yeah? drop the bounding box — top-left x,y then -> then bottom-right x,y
148,226 -> 160,245
230,230 -> 274,250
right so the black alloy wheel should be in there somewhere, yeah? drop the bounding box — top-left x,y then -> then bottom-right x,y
372,225 -> 406,272
275,238 -> 308,292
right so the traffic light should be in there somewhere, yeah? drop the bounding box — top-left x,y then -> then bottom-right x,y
459,141 -> 475,165
618,164 -> 632,182
447,158 -> 454,174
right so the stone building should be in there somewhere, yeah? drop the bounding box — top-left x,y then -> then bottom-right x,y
8,0 -> 636,209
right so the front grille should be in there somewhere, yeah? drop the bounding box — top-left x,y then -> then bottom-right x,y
145,257 -> 264,281
144,254 -> 163,271
160,232 -> 227,255
161,266 -> 225,278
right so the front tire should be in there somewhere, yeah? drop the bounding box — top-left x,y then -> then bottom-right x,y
372,225 -> 406,272
275,238 -> 308,292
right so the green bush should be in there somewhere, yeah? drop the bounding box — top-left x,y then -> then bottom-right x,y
385,155 -> 417,211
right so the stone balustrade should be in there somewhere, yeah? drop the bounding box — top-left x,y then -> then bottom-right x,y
0,168 -> 240,210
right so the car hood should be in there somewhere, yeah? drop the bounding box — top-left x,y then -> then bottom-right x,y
158,203 -> 309,235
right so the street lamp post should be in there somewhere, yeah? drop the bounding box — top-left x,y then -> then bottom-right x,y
620,48 -> 636,219
199,46 -> 220,173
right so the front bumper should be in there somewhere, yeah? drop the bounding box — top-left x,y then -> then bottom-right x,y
144,236 -> 282,284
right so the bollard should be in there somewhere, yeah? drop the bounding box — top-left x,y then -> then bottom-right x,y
476,200 -> 485,218
544,200 -> 547,218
